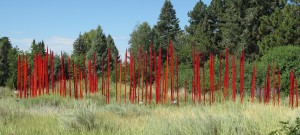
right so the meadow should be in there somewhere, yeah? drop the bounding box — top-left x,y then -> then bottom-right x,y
1,87 -> 299,135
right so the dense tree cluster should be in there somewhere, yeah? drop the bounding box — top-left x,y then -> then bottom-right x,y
129,0 -> 300,62
0,0 -> 299,91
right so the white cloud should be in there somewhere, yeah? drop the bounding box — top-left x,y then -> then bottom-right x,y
44,36 -> 74,54
10,36 -> 75,55
10,38 -> 33,52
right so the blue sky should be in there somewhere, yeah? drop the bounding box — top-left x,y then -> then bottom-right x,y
0,0 -> 211,57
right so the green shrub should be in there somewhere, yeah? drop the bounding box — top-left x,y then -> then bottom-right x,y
257,46 -> 300,95
270,117 -> 300,135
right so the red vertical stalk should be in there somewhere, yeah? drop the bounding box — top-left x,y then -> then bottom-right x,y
203,61 -> 206,104
150,43 -> 153,103
119,61 -> 122,103
209,53 -> 214,104
267,65 -> 271,103
176,55 -> 179,104
46,48 -> 49,95
145,53 -> 148,103
218,52 -> 222,99
138,48 -> 141,103
101,57 -> 104,96
129,51 -> 132,103
23,55 -> 27,98
17,55 -> 21,98
296,79 -> 298,108
169,41 -> 174,102
115,55 -> 118,102
224,48 -> 229,100
165,49 -> 169,104
158,48 -> 162,103
259,85 -> 262,103
198,54 -> 201,103
51,51 -> 54,94
232,53 -> 236,102
74,63 -> 78,99
107,48 -> 111,104
84,57 -> 87,95
272,63 -> 277,106
93,53 -> 96,94
80,66 -> 83,99
240,50 -> 244,103
290,70 -> 294,107
132,56 -> 136,103
124,49 -> 127,103
88,60 -> 91,94
21,55 -> 24,98
184,80 -> 187,105
278,69 -> 281,105
141,53 -> 145,103
251,65 -> 256,103
68,56 -> 71,97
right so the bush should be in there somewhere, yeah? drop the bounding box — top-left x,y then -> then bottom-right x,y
270,117 -> 300,135
257,46 -> 300,95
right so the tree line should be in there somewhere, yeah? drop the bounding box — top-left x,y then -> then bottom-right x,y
0,0 -> 299,91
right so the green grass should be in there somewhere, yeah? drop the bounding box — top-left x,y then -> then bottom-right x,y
0,87 -> 299,135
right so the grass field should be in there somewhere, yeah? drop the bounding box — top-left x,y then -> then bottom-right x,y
0,87 -> 299,135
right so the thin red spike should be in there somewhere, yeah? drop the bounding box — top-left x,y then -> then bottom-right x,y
267,65 -> 271,103
240,50 -> 244,103
209,53 -> 214,104
251,65 -> 256,103
272,63 -> 277,106
278,69 -> 281,105
224,48 -> 229,100
150,42 -> 153,103
184,80 -> 187,105
176,55 -> 179,104
232,53 -> 236,102
124,49 -> 127,103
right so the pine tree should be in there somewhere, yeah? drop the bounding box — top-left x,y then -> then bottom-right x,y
87,25 -> 107,75
186,0 -> 207,35
221,0 -> 283,59
0,37 -> 12,86
107,34 -> 119,70
258,0 -> 300,54
154,0 -> 181,60
129,22 -> 152,56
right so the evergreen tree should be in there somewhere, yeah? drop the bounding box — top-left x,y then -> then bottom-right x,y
0,37 -> 12,86
186,0 -> 207,35
73,33 -> 86,56
30,39 -> 45,56
221,0 -> 283,59
106,34 -> 119,70
129,22 -> 152,56
258,1 -> 300,54
6,46 -> 20,89
153,0 -> 181,60
87,25 -> 108,75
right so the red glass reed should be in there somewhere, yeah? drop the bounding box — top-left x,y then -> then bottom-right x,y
209,53 -> 214,104
184,80 -> 187,105
107,48 -> 111,104
176,55 -> 179,104
224,48 -> 229,100
115,55 -> 118,102
251,65 -> 256,103
240,50 -> 244,103
278,69 -> 281,105
80,66 -> 83,99
232,53 -> 236,102
267,65 -> 271,103
124,49 -> 127,103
